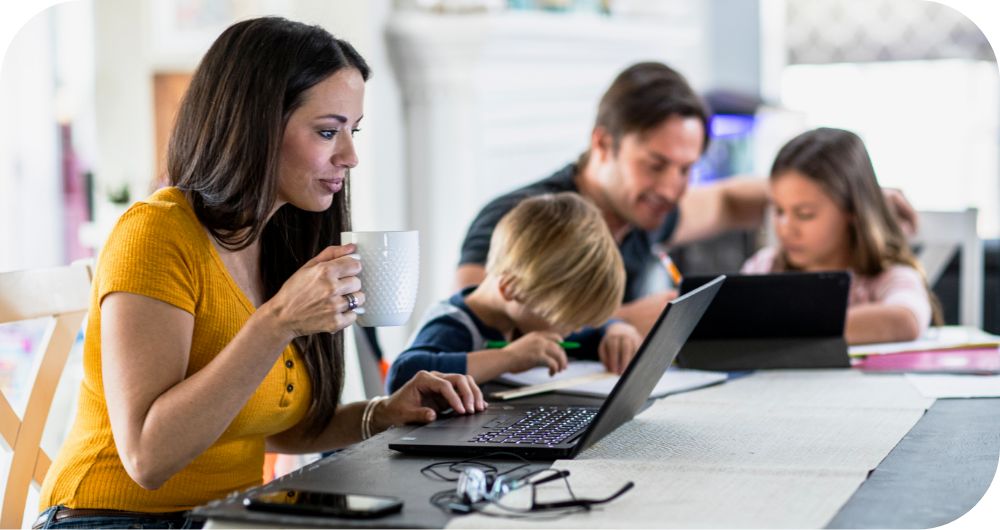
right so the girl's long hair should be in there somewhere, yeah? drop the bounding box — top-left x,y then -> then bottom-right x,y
770,127 -> 941,323
168,17 -> 370,437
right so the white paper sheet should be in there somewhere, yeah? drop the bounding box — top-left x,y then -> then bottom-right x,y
666,369 -> 935,411
495,361 -> 727,398
848,325 -> 1000,357
905,373 -> 1000,398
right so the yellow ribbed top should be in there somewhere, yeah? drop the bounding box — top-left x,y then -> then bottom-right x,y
40,187 -> 311,512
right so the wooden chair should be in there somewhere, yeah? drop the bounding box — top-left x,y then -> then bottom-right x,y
0,261 -> 92,529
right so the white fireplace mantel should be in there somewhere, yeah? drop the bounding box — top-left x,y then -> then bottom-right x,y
385,10 -> 708,340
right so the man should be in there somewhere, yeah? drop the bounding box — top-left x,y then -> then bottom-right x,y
456,62 -> 914,335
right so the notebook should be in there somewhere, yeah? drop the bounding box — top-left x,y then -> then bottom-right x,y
493,362 -> 727,400
386,275 -> 725,459
676,271 -> 851,371
848,326 -> 1000,358
853,347 -> 1000,374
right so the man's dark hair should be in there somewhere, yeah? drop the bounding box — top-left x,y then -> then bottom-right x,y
594,62 -> 711,153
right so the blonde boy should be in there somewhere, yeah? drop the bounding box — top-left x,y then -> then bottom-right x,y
387,192 -> 642,392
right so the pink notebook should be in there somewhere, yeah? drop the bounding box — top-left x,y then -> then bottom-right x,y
853,348 -> 1000,374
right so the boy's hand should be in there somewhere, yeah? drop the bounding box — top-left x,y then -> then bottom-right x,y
502,332 -> 569,376
599,322 -> 642,375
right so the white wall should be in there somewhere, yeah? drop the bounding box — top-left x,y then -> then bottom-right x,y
707,0 -> 761,96
0,8 -> 61,270
92,0 -> 152,230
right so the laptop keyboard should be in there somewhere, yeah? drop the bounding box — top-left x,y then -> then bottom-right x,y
468,406 -> 597,445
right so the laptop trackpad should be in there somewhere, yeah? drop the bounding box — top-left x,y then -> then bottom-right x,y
421,409 -> 509,429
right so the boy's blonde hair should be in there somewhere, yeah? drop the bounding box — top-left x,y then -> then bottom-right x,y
485,192 -> 625,329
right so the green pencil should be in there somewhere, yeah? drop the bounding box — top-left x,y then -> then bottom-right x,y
485,340 -> 580,349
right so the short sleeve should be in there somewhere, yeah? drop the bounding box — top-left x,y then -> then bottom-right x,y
97,202 -> 199,314
873,265 -> 933,331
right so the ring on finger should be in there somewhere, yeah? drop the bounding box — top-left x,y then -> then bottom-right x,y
345,293 -> 358,311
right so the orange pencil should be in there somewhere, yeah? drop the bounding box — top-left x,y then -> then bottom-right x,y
653,245 -> 682,286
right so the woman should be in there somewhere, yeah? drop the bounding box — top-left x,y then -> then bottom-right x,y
37,17 -> 486,529
742,127 -> 938,344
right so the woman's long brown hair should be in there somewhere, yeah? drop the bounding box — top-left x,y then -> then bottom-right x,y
167,17 -> 370,437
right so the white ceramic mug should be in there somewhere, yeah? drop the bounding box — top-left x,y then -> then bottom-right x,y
340,230 -> 419,327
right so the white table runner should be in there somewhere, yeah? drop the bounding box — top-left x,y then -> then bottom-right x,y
448,370 -> 933,529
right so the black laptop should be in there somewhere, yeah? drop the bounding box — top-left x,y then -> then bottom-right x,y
387,275 -> 725,459
676,271 -> 851,371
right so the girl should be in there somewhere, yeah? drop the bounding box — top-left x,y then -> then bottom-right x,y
742,127 -> 936,344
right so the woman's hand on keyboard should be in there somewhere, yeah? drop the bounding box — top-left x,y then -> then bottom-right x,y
379,370 -> 487,426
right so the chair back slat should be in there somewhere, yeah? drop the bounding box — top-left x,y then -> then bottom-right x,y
0,261 -> 92,529
912,209 -> 982,328
0,265 -> 91,322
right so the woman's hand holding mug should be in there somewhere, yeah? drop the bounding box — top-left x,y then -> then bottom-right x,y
264,244 -> 367,338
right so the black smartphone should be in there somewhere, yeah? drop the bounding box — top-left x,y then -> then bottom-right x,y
243,489 -> 403,519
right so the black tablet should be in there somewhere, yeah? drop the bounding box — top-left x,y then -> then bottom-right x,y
676,271 -> 851,370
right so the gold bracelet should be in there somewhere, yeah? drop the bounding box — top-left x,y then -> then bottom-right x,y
361,396 -> 388,440
361,399 -> 375,440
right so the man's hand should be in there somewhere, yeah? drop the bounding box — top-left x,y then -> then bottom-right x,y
613,290 -> 677,337
882,187 -> 918,236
